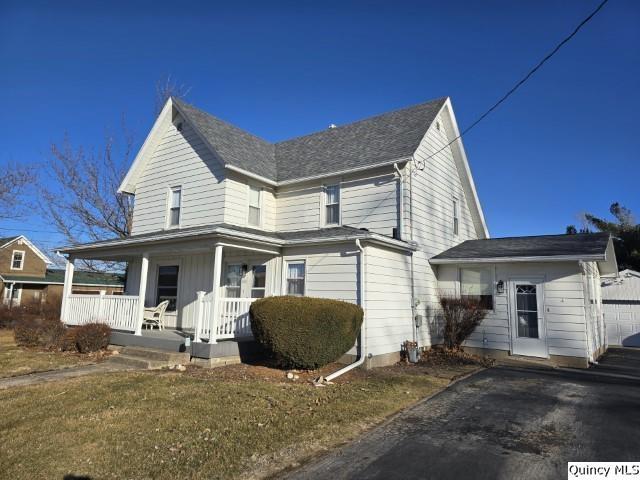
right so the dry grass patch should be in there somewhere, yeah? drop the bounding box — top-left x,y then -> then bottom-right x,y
0,361 -> 479,479
0,329 -> 101,378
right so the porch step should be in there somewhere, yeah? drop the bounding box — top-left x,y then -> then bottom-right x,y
107,346 -> 190,370
119,346 -> 190,364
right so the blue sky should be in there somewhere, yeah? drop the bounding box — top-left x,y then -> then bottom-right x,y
0,0 -> 638,256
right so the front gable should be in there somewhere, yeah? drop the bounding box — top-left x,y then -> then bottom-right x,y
0,236 -> 52,278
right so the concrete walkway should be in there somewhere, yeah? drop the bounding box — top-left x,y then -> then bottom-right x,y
285,348 -> 640,480
0,363 -> 132,390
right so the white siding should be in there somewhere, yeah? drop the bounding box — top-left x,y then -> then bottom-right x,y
222,173 -> 277,231
365,244 -> 414,356
281,243 -> 359,302
131,117 -> 226,235
275,167 -> 400,235
436,262 -> 589,359
409,114 -> 479,347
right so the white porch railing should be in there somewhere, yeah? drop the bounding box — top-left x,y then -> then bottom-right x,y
65,294 -> 140,332
64,292 -> 256,341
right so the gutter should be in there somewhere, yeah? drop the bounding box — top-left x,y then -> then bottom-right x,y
430,254 -> 606,265
325,238 -> 367,382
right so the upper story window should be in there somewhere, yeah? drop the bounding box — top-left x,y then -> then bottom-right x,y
460,267 -> 493,310
324,184 -> 340,225
11,250 -> 24,270
453,198 -> 459,236
168,186 -> 182,228
248,186 -> 261,226
286,261 -> 305,296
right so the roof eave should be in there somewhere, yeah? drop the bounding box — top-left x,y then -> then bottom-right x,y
429,254 -> 605,265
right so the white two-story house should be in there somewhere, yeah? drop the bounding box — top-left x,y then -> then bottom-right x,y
59,96 -> 617,368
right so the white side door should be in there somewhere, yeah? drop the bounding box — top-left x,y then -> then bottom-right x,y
509,278 -> 548,358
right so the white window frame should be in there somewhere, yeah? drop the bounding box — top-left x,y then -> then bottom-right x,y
453,198 -> 459,236
282,258 -> 307,296
250,264 -> 267,299
322,183 -> 341,226
166,186 -> 182,229
223,263 -> 244,298
3,283 -> 22,306
247,185 -> 263,227
11,250 -> 25,270
153,261 -> 181,312
458,266 -> 495,312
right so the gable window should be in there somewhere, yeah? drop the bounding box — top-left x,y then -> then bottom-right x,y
453,198 -> 459,236
251,265 -> 266,298
324,184 -> 340,225
156,265 -> 179,311
286,261 -> 305,296
460,267 -> 493,310
168,187 -> 182,228
11,251 -> 24,270
248,186 -> 261,226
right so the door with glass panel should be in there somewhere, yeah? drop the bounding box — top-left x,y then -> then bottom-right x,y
508,279 -> 547,358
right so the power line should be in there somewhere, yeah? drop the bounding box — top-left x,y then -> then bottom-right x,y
416,0 -> 609,170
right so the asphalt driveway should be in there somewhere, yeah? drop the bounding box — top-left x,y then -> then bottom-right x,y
285,348 -> 640,480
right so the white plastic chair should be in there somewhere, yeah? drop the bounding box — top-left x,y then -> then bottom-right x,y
142,300 -> 170,330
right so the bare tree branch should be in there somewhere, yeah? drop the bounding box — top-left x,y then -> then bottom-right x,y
0,163 -> 35,220
155,75 -> 191,114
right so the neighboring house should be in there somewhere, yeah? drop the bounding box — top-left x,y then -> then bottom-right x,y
0,235 -> 124,308
601,269 -> 640,347
58,96 -> 617,368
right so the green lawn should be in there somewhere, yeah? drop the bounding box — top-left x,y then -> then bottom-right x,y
0,329 -> 96,378
0,361 -> 479,479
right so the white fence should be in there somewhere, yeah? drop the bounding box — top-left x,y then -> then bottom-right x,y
65,294 -> 139,332
194,293 -> 256,342
65,292 -> 256,341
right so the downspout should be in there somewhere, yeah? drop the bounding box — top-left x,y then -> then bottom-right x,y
325,239 -> 367,381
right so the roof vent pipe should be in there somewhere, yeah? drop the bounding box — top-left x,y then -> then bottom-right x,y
328,124 -> 337,129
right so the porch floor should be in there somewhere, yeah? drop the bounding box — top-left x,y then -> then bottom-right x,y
109,328 -> 261,360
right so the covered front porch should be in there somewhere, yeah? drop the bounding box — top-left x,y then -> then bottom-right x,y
59,231 -> 284,351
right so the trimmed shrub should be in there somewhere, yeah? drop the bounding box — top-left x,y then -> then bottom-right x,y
439,296 -> 488,350
250,296 -> 363,369
75,323 -> 111,353
14,318 -> 66,349
60,328 -> 80,352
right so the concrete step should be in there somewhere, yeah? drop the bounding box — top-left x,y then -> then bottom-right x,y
107,354 -> 171,370
118,346 -> 190,364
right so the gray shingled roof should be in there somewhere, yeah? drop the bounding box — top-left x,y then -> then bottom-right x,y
0,236 -> 18,247
1,269 -> 124,286
431,233 -> 611,262
173,97 -> 446,182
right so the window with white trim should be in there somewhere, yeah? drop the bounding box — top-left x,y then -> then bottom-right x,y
156,265 -> 179,311
225,264 -> 242,298
460,267 -> 493,310
286,261 -> 305,296
324,184 -> 340,225
453,198 -> 459,236
168,186 -> 182,228
251,265 -> 266,298
248,186 -> 261,226
11,250 -> 24,270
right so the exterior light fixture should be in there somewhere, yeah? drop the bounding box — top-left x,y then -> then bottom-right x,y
496,280 -> 505,294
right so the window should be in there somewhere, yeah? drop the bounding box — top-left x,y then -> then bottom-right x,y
11,250 -> 24,270
251,265 -> 266,298
324,184 -> 340,225
225,265 -> 243,298
515,284 -> 539,338
453,199 -> 459,236
248,186 -> 261,226
156,265 -> 179,311
286,261 -> 305,296
168,187 -> 181,227
460,267 -> 493,310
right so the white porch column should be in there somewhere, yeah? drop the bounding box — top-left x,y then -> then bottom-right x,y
60,258 -> 75,323
209,244 -> 223,344
135,253 -> 149,336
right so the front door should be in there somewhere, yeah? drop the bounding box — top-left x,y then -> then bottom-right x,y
509,279 -> 548,358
